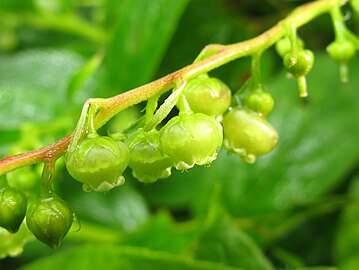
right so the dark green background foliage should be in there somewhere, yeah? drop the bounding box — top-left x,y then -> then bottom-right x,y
0,0 -> 358,269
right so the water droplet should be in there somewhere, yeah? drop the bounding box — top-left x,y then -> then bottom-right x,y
215,115 -> 223,122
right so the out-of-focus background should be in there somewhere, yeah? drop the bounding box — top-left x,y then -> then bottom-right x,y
0,0 -> 359,269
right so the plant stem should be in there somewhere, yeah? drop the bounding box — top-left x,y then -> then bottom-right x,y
330,2 -> 347,40
0,134 -> 72,175
143,79 -> 187,132
40,161 -> 55,197
251,52 -> 263,86
0,0 -> 346,176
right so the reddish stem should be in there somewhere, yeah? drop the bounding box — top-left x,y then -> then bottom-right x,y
0,134 -> 72,175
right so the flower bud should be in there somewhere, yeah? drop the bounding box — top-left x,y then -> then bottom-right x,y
222,108 -> 278,163
327,40 -> 356,64
244,90 -> 274,117
179,77 -> 231,118
160,113 -> 223,170
275,36 -> 304,57
127,130 -> 173,183
0,186 -> 27,233
26,196 -> 73,248
66,136 -> 130,192
283,49 -> 314,77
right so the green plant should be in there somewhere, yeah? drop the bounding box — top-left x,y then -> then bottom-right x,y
0,0 -> 359,269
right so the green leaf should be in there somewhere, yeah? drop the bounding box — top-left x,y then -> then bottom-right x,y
0,49 -> 93,129
32,0 -> 75,14
104,0 -> 189,93
0,0 -> 33,11
62,183 -> 149,232
0,130 -> 20,156
19,244 -> 243,270
193,207 -> 274,270
294,266 -> 341,270
66,50 -> 104,101
334,177 -> 359,270
123,211 -> 199,254
0,223 -> 32,259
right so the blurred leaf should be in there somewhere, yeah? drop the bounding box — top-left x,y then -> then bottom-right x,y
123,211 -> 199,254
294,266 -> 339,270
104,0 -> 189,93
193,205 -> 274,270
0,223 -> 32,259
32,0 -> 75,14
66,50 -> 104,101
134,168 -> 200,210
271,247 -> 305,268
0,0 -> 33,11
0,49 -> 97,129
0,130 -> 20,156
334,177 -> 359,270
19,244 -> 243,270
62,183 -> 149,233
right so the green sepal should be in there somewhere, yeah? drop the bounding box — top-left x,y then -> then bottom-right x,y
327,40 -> 356,64
243,87 -> 274,117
